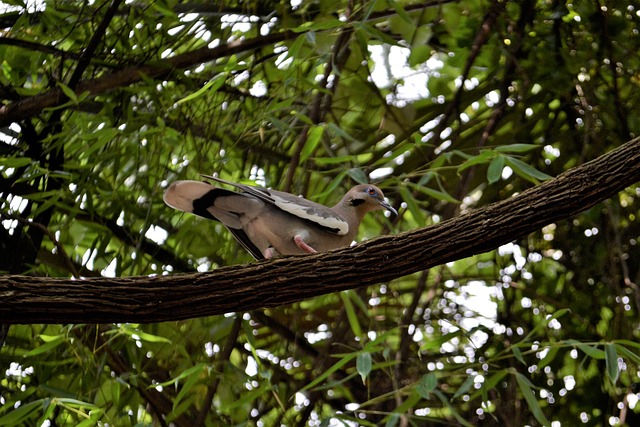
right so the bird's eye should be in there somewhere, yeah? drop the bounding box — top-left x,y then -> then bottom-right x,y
367,187 -> 376,196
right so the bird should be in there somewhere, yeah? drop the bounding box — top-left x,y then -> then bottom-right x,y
163,175 -> 397,260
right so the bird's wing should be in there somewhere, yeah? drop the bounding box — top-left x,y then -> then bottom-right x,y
225,226 -> 265,260
164,180 -> 266,259
267,189 -> 349,235
201,175 -> 275,204
201,175 -> 349,235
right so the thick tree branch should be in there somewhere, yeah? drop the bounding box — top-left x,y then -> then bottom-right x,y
1,137 -> 639,324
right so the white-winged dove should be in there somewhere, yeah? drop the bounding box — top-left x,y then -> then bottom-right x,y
163,175 -> 397,260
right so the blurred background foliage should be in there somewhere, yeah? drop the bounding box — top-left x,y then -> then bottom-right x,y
0,0 -> 639,425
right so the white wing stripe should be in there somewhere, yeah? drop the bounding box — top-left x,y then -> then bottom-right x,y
271,195 -> 349,235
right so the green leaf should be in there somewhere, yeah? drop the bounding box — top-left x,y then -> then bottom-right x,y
387,0 -> 413,24
313,154 -> 360,165
615,343 -> 640,365
299,352 -> 358,392
340,291 -> 363,339
408,45 -> 430,67
0,399 -> 42,426
512,345 -> 526,365
356,352 -> 372,383
457,150 -> 495,172
75,409 -> 103,427
177,75 -> 226,105
153,363 -> 209,388
57,82 -> 77,102
347,168 -> 369,185
515,372 -> 550,427
537,345 -> 559,370
354,21 -> 400,45
487,155 -> 505,184
300,124 -> 325,162
568,341 -> 606,360
416,373 -> 437,399
121,325 -> 172,343
285,33 -> 307,60
469,371 -> 508,402
222,382 -> 269,411
398,185 -> 426,226
504,156 -> 552,183
23,335 -> 65,357
385,413 -> 400,427
452,374 -> 475,399
0,157 -> 32,168
419,330 -> 464,352
292,19 -> 344,33
413,186 -> 460,204
494,144 -> 540,153
605,343 -> 619,384
173,364 -> 207,411
433,390 -> 475,427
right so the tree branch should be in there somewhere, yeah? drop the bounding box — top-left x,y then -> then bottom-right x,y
1,137 -> 639,324
0,30 -> 296,127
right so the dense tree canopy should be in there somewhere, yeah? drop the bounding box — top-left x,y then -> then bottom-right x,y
1,0 -> 639,426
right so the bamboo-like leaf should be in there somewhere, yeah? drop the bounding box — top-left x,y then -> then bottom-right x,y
298,352 -> 358,392
177,75 -> 225,105
385,413 -> 400,427
416,373 -> 437,399
605,343 -> 619,384
515,372 -> 550,427
457,150 -> 495,172
57,82 -> 77,102
504,156 -> 552,183
398,185 -> 426,226
494,144 -> 540,153
420,330 -> 464,352
357,352 -> 372,383
411,184 -> 460,203
152,363 -> 209,388
487,155 -> 505,184
537,345 -> 559,370
121,325 -> 172,344
512,345 -> 526,365
452,374 -> 475,399
0,400 -> 42,426
340,291 -> 363,339
567,341 -> 606,360
300,124 -> 325,162
23,336 -> 65,357
616,343 -> 640,365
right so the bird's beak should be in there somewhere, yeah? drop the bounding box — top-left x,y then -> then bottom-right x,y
380,200 -> 398,217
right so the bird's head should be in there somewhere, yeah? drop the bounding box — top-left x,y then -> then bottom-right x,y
347,185 -> 397,217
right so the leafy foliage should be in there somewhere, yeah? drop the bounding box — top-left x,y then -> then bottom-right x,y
1,0 -> 639,426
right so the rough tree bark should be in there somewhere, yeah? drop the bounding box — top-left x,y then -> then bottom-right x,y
1,137 -> 639,324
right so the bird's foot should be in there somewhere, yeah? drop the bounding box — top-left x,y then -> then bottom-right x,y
264,247 -> 278,259
294,235 -> 317,254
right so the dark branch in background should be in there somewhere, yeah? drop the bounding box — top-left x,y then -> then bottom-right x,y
0,36 -> 84,60
1,137 -> 639,324
84,325 -> 195,427
74,213 -> 198,272
67,0 -> 124,87
428,0 -> 506,149
282,5 -> 354,192
0,176 -> 194,273
0,30 -> 297,128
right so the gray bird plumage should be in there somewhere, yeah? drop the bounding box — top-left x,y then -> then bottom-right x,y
163,175 -> 397,260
